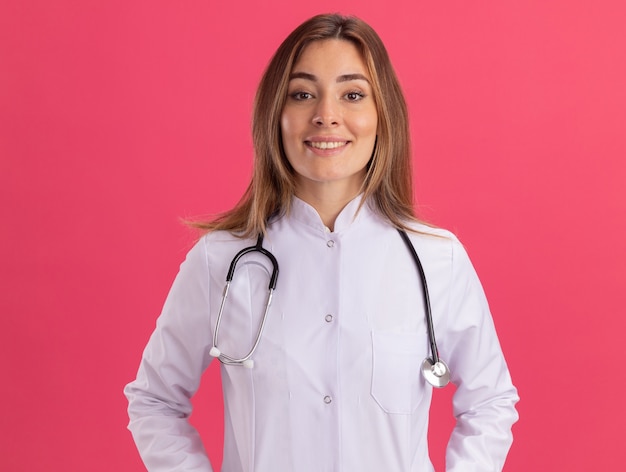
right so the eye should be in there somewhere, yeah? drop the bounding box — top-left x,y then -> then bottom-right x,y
289,91 -> 314,101
344,91 -> 365,102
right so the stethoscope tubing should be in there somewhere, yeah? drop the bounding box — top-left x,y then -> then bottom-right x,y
210,230 -> 450,387
210,235 -> 278,367
397,229 -> 440,365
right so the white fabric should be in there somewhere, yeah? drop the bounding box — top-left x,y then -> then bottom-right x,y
125,196 -> 519,471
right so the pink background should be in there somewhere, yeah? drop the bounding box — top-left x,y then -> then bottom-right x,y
2,0 -> 625,470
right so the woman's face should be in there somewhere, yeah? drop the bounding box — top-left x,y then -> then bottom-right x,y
281,39 -> 378,199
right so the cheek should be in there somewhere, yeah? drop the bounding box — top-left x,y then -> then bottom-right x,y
280,113 -> 289,139
280,112 -> 299,167
280,109 -> 302,139
280,113 -> 294,156
351,109 -> 378,137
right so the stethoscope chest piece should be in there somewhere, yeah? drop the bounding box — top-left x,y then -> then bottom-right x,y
421,357 -> 451,388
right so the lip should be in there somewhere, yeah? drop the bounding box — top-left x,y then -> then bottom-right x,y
304,136 -> 351,156
305,135 -> 349,143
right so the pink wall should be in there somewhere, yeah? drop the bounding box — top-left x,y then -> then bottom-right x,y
2,0 -> 625,470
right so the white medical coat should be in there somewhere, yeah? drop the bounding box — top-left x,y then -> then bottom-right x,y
125,196 -> 519,471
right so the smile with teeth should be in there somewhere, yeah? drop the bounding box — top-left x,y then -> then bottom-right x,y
306,141 -> 348,150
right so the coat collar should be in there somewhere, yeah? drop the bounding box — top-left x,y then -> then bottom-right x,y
288,194 -> 372,234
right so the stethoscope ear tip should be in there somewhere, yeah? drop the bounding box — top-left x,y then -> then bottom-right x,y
209,346 -> 221,358
243,359 -> 254,369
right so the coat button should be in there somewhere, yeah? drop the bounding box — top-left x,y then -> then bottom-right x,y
325,314 -> 333,322
323,395 -> 332,404
326,240 -> 335,248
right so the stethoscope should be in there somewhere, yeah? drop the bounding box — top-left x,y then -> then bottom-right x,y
209,230 -> 451,388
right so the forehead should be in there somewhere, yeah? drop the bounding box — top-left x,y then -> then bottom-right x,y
291,39 -> 369,76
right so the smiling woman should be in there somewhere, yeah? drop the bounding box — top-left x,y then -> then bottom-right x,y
124,13 -> 519,472
281,39 -> 378,228
187,13 -> 415,238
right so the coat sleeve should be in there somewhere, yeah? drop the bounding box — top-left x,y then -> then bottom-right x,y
442,240 -> 519,472
124,237 -> 215,471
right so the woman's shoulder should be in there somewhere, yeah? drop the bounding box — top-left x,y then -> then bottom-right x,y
200,229 -> 245,243
400,219 -> 471,267
403,220 -> 460,243
177,231 -> 260,279
196,230 -> 258,254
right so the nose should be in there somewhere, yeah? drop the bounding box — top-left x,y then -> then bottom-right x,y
312,95 -> 339,127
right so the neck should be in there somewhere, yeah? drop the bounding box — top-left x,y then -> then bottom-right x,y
294,182 -> 361,231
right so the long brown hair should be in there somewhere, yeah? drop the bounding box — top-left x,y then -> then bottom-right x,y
194,14 -> 418,236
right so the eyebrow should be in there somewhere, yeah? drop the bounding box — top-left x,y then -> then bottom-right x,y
289,72 -> 370,83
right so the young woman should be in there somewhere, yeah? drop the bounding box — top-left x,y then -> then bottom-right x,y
125,14 -> 519,471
